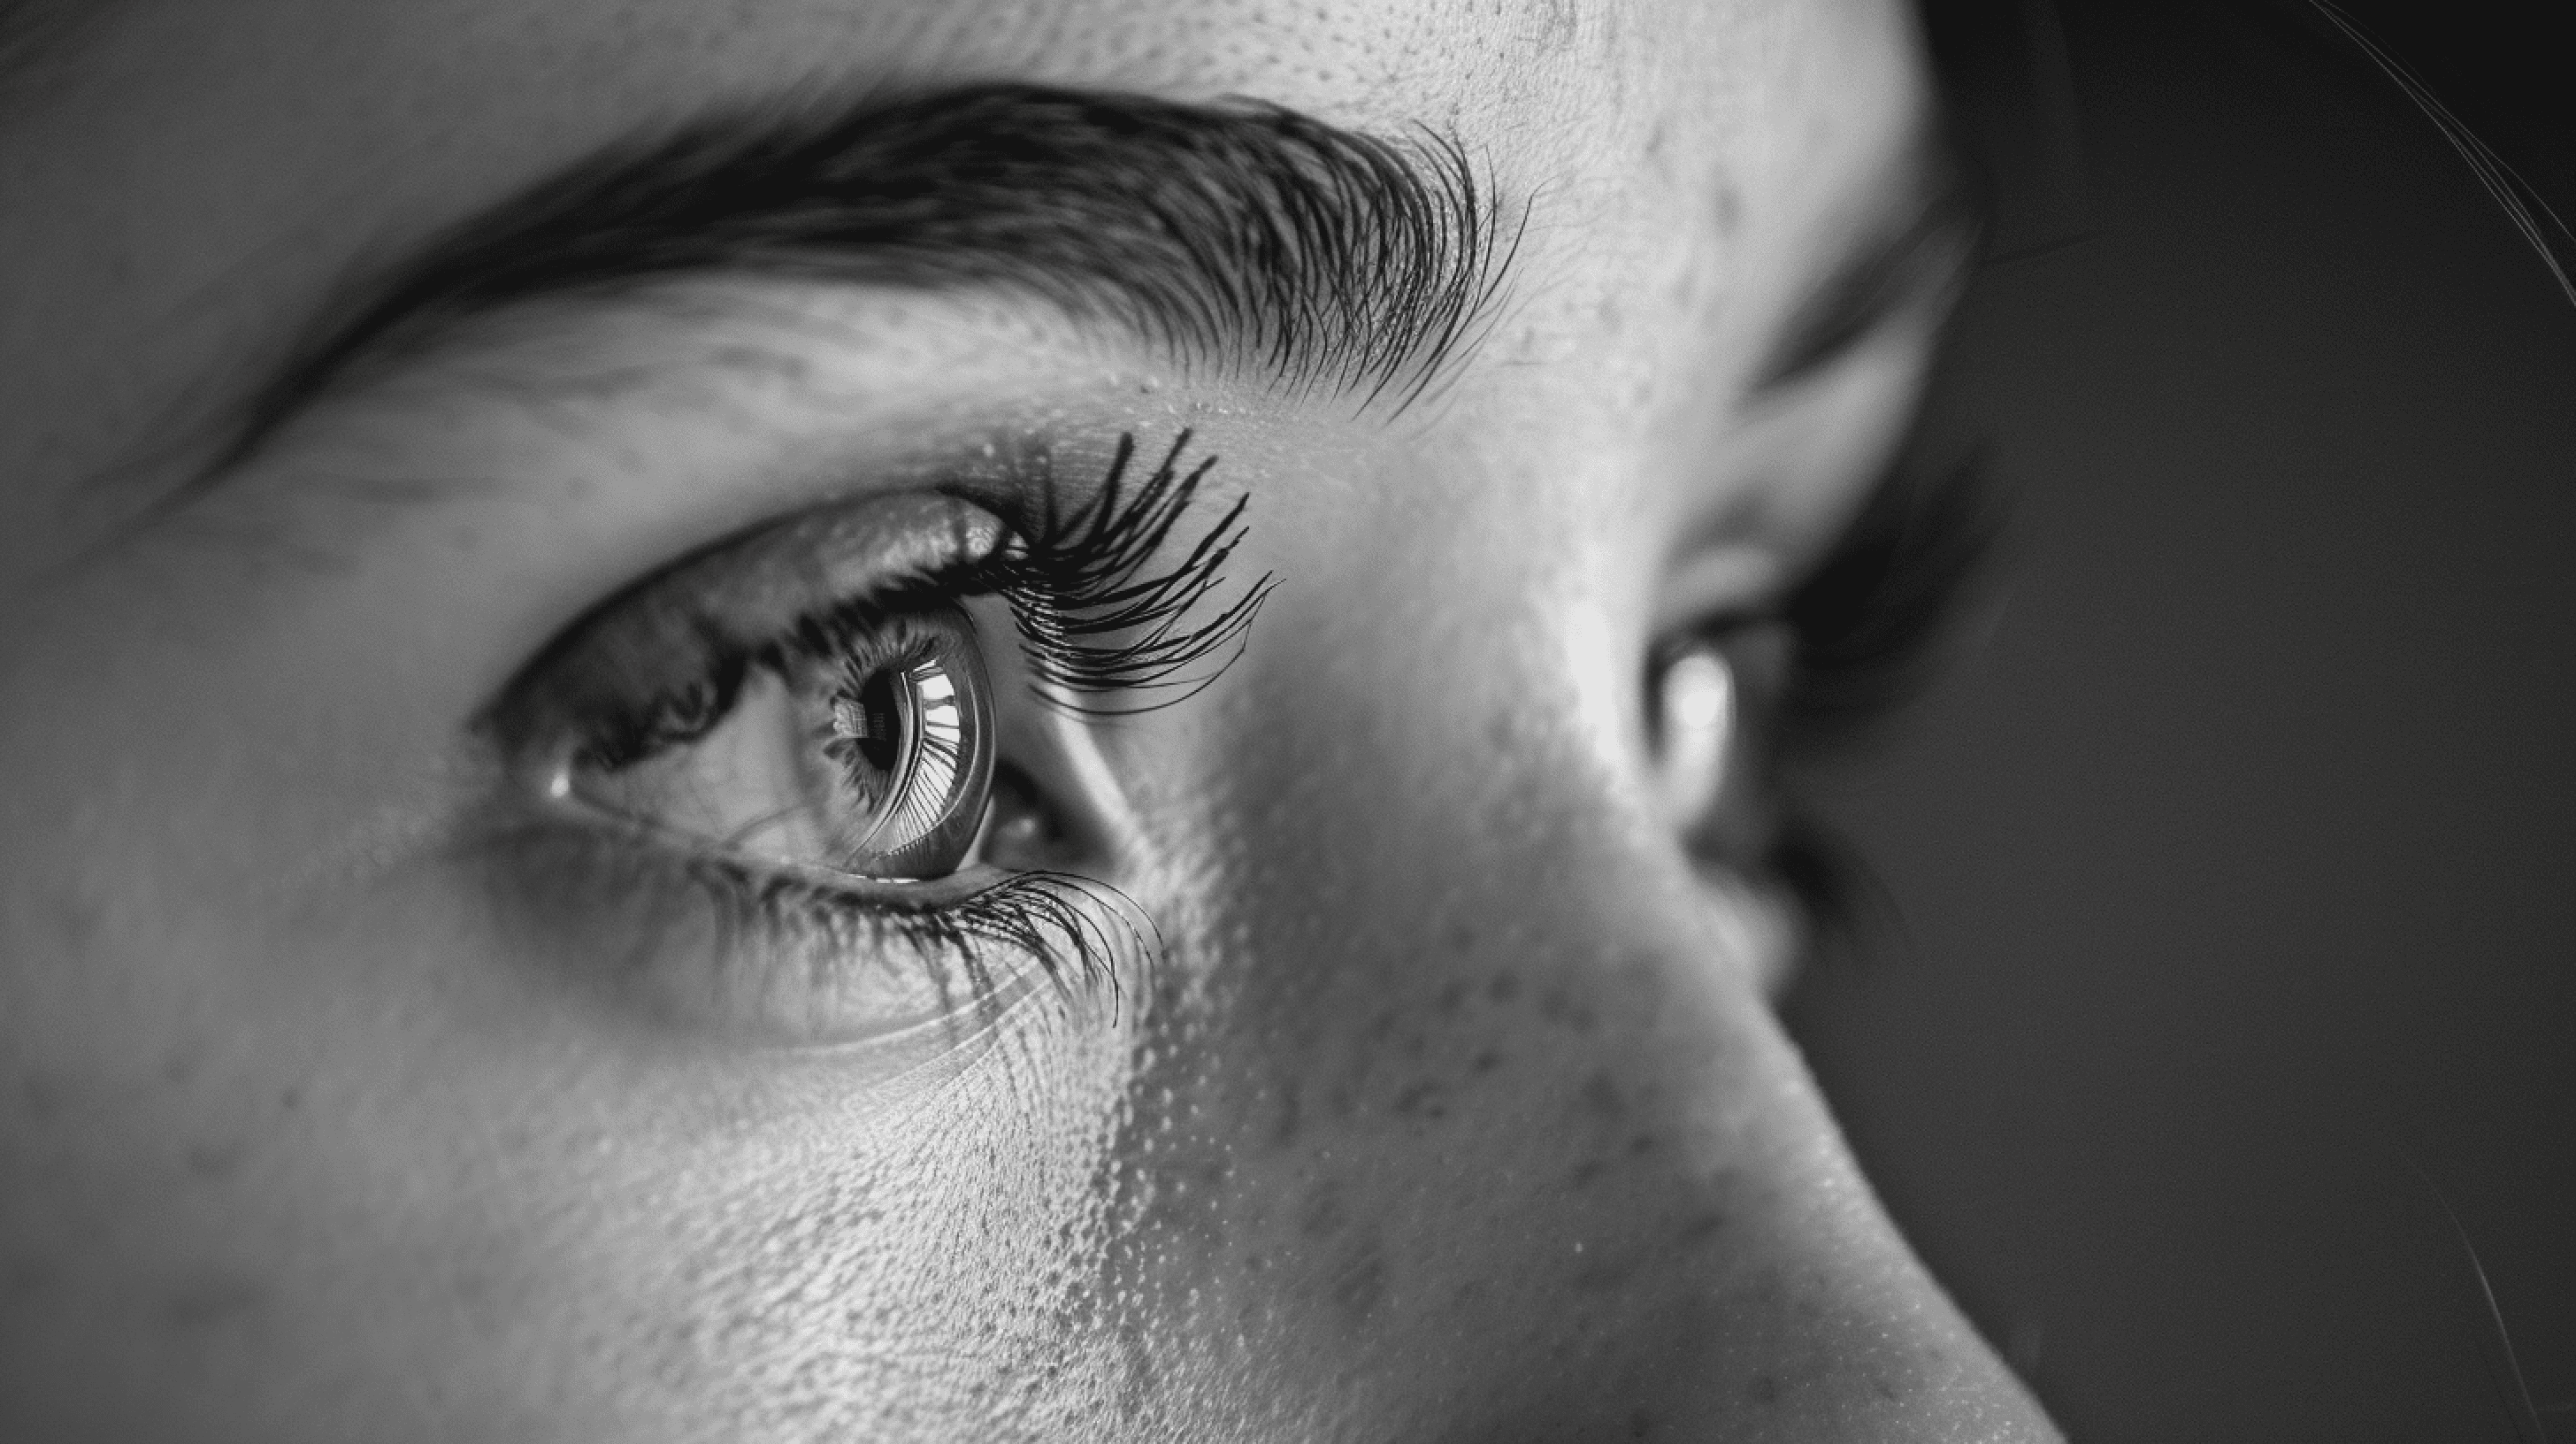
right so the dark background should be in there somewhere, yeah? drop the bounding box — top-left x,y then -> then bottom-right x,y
1788,3 -> 2574,1440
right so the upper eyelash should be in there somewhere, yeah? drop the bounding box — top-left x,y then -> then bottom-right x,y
1756,442 -> 2005,963
517,431 -> 1263,1021
965,429 -> 1278,717
586,428 -> 1274,758
1778,443 -> 2004,749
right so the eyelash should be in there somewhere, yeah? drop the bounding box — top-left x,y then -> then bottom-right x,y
551,430 -> 1258,1012
966,428 -> 1278,717
683,851 -> 1146,1014
1779,447 -> 2000,747
1757,443 -> 2002,952
544,426 -> 1974,1013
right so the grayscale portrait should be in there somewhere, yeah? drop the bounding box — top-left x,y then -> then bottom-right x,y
1,0 -> 2565,1440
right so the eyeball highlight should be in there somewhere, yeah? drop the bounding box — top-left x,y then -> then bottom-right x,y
1650,643 -> 1736,832
552,602 -> 997,883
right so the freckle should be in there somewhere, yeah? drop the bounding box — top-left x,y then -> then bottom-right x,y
1569,1159 -> 1607,1189
1487,971 -> 1520,1003
1436,979 -> 1470,1016
183,1141 -> 245,1181
1330,1246 -> 1386,1322
1270,1083 -> 1302,1148
277,1087 -> 302,1112
1300,1185 -> 1346,1240
1713,182 -> 1744,235
1579,1070 -> 1624,1118
1471,1049 -> 1503,1075
1627,1133 -> 1657,1156
1540,987 -> 1597,1033
1629,1408 -> 1657,1438
1392,1081 -> 1446,1121
1747,1373 -> 1781,1406
1678,1210 -> 1728,1247
163,1271 -> 267,1333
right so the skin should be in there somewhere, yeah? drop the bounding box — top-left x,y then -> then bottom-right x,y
0,0 -> 2063,1439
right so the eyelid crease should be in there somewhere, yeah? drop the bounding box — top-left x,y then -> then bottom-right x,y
1749,124 -> 1987,395
1653,547 -> 1791,636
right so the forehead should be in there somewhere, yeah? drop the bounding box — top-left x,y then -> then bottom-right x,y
0,0 -> 1929,541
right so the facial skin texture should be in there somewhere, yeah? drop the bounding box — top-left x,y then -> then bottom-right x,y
0,0 -> 2060,1440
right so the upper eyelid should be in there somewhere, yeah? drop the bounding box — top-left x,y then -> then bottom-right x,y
487,426 -> 1270,763
480,489 -> 1009,760
1747,127 -> 1987,395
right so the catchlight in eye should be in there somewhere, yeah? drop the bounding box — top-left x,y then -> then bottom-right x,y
549,601 -> 997,886
811,611 -> 995,879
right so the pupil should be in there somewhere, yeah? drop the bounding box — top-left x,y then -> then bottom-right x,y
853,668 -> 904,773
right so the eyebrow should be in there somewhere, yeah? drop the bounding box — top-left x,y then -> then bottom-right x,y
1748,124 -> 1985,394
209,83 -> 1522,478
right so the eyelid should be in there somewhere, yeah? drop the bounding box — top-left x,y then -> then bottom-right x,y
481,488 -> 1008,765
1653,545 -> 1793,635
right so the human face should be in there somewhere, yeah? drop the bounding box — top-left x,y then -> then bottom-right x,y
0,0 -> 2058,1438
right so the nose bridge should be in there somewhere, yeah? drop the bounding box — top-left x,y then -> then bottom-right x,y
1109,672 -> 2057,1440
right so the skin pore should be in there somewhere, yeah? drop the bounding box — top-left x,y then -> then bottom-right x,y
0,0 -> 2060,1439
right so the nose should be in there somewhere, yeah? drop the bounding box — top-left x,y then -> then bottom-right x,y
1095,627 -> 2062,1442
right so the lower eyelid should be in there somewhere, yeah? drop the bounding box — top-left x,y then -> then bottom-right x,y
469,815 -> 1109,1052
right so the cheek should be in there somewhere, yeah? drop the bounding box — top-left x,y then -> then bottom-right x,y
1087,892 -> 1786,1440
1060,627 -> 1790,1436
624,995 -> 1142,1438
0,845 -> 1149,1441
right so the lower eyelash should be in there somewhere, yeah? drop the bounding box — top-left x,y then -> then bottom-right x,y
494,427 -> 1262,1036
699,859 -> 1147,1011
486,817 -> 1151,1042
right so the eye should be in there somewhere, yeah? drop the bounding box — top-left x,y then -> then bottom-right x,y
1644,621 -> 1789,857
477,434 -> 1266,1045
548,601 -> 998,883
483,493 -> 1099,1048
